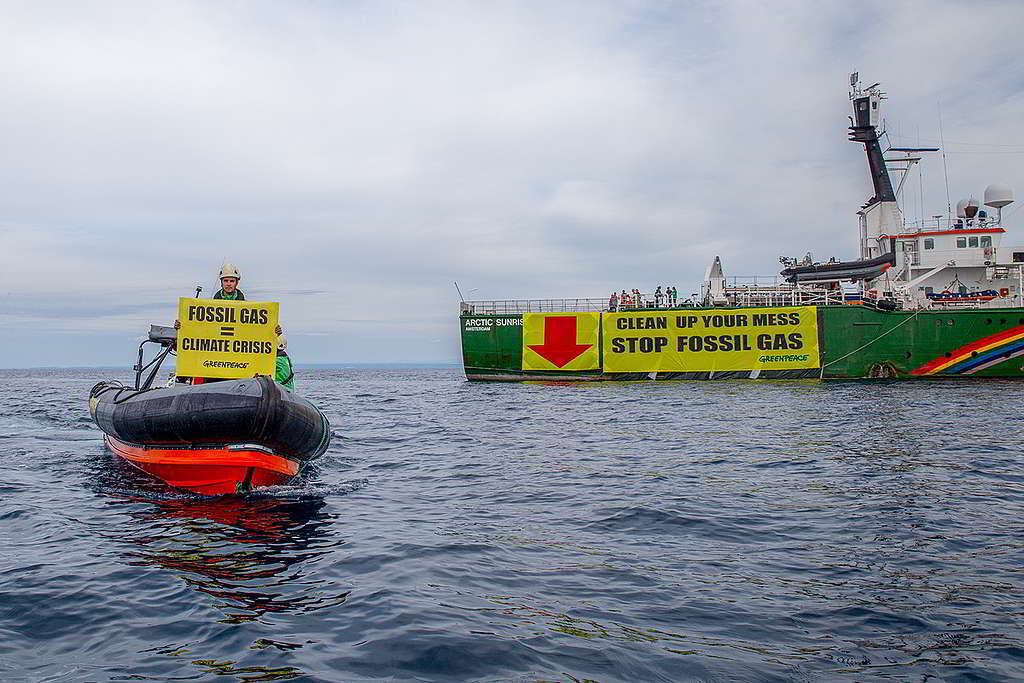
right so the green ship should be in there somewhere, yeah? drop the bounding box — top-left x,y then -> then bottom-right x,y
460,76 -> 1024,381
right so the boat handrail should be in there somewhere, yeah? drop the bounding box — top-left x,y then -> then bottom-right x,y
724,288 -> 846,307
901,216 -> 1002,232
460,287 -> 846,314
134,324 -> 176,390
461,298 -> 613,314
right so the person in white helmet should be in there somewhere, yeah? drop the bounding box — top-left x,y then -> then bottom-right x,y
174,263 -> 282,335
169,263 -> 286,385
214,263 -> 245,301
275,335 -> 295,390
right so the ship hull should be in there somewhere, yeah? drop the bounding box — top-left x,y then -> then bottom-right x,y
105,436 -> 300,495
461,306 -> 1024,380
89,376 -> 331,494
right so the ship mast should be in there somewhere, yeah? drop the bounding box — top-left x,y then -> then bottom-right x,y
849,77 -> 896,206
849,74 -> 902,263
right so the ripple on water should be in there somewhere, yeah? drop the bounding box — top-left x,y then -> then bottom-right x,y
2,368 -> 1024,682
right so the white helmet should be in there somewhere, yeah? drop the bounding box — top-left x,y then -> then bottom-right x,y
277,335 -> 288,351
219,263 -> 241,280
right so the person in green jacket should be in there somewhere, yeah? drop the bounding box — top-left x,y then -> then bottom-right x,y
212,262 -> 281,333
214,263 -> 245,300
174,263 -> 280,333
275,336 -> 295,391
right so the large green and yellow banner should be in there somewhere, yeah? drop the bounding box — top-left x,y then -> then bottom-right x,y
522,312 -> 601,371
176,297 -> 279,379
602,307 -> 820,373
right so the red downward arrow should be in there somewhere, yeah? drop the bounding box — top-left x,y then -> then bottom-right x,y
527,316 -> 593,368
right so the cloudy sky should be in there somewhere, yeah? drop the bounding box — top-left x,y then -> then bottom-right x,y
3,0 -> 1023,367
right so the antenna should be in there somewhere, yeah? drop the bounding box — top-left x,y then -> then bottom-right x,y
918,124 -> 924,228
194,284 -> 203,298
938,101 -> 952,219
454,281 -> 466,303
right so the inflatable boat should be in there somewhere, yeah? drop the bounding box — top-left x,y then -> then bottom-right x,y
780,251 -> 896,284
88,325 -> 330,495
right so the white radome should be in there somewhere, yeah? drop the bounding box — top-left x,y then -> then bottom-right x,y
984,183 -> 1014,209
955,198 -> 968,218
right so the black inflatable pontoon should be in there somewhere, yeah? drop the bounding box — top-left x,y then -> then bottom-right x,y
88,324 -> 331,494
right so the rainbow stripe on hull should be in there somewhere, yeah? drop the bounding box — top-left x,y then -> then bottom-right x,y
912,325 -> 1024,376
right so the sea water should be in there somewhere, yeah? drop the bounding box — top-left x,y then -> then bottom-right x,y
2,368 -> 1023,681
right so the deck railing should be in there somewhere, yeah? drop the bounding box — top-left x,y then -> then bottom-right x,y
901,216 -> 1002,232
461,298 -> 611,314
724,287 -> 846,307
461,286 -> 846,314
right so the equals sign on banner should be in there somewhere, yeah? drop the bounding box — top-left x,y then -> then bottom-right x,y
220,326 -> 235,337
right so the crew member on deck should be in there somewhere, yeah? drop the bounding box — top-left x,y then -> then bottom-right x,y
275,336 -> 295,391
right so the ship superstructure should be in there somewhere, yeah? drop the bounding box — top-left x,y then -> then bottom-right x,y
781,75 -> 1021,310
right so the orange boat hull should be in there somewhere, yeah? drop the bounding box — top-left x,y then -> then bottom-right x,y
105,436 -> 301,495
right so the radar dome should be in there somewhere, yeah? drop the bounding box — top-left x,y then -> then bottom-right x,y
956,199 -> 968,218
984,183 -> 1014,209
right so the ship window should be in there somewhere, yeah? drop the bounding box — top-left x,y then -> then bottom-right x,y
986,318 -> 993,325
957,237 -> 967,248
968,236 -> 979,247
981,236 -> 992,247
924,238 -> 934,250
924,286 -> 934,295
904,351 -> 912,360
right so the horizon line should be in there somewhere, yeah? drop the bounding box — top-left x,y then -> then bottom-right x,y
0,361 -> 463,370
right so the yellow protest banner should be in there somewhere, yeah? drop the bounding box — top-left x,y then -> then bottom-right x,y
175,298 -> 279,379
602,307 -> 820,373
522,312 -> 600,371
